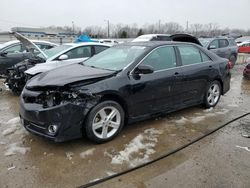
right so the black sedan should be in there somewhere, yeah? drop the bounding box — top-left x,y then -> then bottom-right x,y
19,41 -> 231,143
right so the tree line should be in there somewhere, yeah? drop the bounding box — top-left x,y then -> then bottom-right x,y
47,22 -> 250,38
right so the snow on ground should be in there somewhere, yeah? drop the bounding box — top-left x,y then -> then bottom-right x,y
175,117 -> 188,125
190,116 -> 206,124
236,145 -> 250,152
4,142 -> 31,156
80,148 -> 96,159
2,117 -> 20,136
2,117 -> 28,136
173,108 -> 229,125
107,128 -> 162,167
106,170 -> 116,176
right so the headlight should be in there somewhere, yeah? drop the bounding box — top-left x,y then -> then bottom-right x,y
40,90 -> 80,108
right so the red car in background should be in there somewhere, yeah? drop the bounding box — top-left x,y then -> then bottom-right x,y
238,41 -> 250,53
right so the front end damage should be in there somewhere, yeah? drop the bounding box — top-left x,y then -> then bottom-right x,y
19,85 -> 101,142
5,57 -> 45,94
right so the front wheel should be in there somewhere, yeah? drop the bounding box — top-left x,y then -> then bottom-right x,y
204,81 -> 221,108
85,100 -> 125,143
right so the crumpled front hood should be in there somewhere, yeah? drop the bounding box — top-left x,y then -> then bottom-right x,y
26,63 -> 115,89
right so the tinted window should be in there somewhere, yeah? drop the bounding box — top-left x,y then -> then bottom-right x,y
95,46 -> 109,54
142,46 -> 176,71
229,39 -> 237,46
179,46 -> 202,65
65,46 -> 91,59
3,44 -> 22,53
209,40 -> 219,49
219,39 -> 229,48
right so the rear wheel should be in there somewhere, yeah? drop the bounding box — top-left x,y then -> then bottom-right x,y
85,100 -> 124,143
204,81 -> 221,108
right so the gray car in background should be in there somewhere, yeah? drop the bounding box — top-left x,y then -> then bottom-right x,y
199,37 -> 238,65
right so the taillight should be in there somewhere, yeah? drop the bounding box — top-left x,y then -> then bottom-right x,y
227,61 -> 233,69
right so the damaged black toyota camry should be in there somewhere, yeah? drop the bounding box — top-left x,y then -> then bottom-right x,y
20,41 -> 231,143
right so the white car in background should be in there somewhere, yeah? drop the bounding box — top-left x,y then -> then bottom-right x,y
6,33 -> 111,93
25,42 -> 111,77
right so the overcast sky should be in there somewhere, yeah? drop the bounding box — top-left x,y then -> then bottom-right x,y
0,0 -> 249,31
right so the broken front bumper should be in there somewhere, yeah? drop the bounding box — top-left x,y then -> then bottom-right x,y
19,96 -> 87,142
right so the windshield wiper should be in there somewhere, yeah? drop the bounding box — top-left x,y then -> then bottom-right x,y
81,63 -> 116,71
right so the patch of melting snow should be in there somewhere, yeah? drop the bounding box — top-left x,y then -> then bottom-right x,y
4,143 -> 31,156
236,145 -> 250,152
108,128 -> 162,167
3,82 -> 10,91
215,108 -> 229,115
227,104 -> 239,108
66,152 -> 74,160
89,178 -> 101,183
7,166 -> 16,170
80,148 -> 96,159
106,170 -> 116,176
2,117 -> 21,136
175,117 -> 188,125
203,107 -> 214,112
190,116 -> 206,124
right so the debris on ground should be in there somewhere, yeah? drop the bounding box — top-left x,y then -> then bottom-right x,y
66,152 -> 74,160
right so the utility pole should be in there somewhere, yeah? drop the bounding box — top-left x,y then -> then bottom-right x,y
72,21 -> 75,35
104,20 -> 110,38
158,20 -> 161,33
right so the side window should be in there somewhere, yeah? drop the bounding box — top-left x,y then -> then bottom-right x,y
36,44 -> 54,50
3,44 -> 22,54
219,39 -> 229,48
178,46 -> 202,65
200,51 -> 211,62
209,40 -> 219,49
141,46 -> 176,71
65,46 -> 91,59
95,46 -> 109,54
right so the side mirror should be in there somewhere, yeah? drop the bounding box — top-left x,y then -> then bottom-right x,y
134,64 -> 154,75
0,52 -> 8,57
58,54 -> 68,60
208,45 -> 217,50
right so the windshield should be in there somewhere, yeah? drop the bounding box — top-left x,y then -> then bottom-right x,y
199,38 -> 212,47
83,45 -> 148,71
37,44 -> 72,59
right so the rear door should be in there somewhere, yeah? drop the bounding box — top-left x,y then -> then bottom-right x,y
129,45 -> 183,116
177,45 -> 216,105
218,39 -> 230,59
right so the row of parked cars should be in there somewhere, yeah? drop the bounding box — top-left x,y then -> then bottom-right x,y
0,32 -> 239,143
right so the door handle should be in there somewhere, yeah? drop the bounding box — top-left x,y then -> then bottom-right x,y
174,72 -> 179,75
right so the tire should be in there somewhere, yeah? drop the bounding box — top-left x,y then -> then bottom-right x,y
85,100 -> 125,143
203,81 -> 222,108
229,54 -> 237,66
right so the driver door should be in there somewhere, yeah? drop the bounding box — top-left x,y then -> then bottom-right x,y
128,46 -> 182,117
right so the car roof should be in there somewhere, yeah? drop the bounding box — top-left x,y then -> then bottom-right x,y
117,41 -> 198,48
63,42 -> 111,47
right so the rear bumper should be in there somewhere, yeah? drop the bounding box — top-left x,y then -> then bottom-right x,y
222,71 -> 231,95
